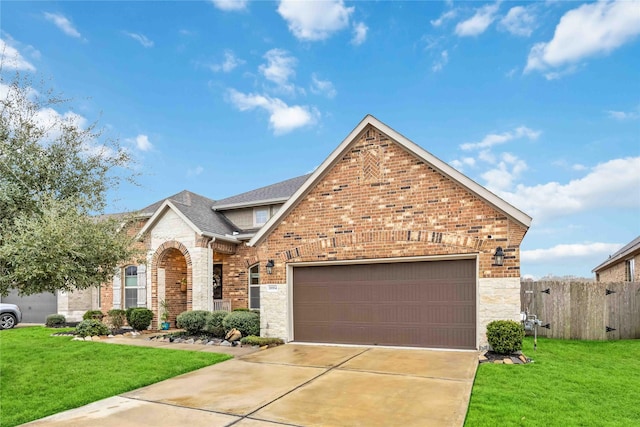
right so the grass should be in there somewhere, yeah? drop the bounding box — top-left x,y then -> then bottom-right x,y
0,326 -> 232,427
465,336 -> 640,426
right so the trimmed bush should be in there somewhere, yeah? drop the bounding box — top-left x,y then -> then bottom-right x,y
82,310 -> 104,321
107,309 -> 126,331
176,310 -> 210,335
128,308 -> 153,331
205,310 -> 229,338
240,336 -> 283,347
45,314 -> 66,328
76,319 -> 110,337
487,320 -> 525,354
232,308 -> 250,312
125,307 -> 135,326
222,311 -> 259,337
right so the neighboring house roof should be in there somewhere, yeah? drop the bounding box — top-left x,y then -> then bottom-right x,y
137,190 -> 239,242
249,114 -> 533,247
593,235 -> 640,273
212,174 -> 312,210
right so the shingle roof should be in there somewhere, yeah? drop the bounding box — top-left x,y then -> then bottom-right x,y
593,235 -> 640,272
141,190 -> 238,236
212,174 -> 312,209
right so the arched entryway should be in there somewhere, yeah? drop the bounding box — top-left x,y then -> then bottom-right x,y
151,241 -> 192,328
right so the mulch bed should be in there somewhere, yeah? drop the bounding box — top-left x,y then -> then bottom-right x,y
480,351 -> 533,365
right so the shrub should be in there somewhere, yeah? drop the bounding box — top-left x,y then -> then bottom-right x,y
107,309 -> 126,331
45,314 -> 66,328
176,310 -> 210,335
125,307 -> 135,326
240,336 -> 283,347
82,310 -> 104,321
487,320 -> 525,354
128,308 -> 153,331
76,319 -> 110,337
222,311 -> 259,337
233,308 -> 250,312
205,310 -> 229,338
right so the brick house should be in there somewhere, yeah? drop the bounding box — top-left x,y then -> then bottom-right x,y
100,115 -> 531,350
593,236 -> 640,282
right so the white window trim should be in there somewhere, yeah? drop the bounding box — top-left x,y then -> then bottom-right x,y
123,265 -> 142,309
249,264 -> 260,310
253,207 -> 269,227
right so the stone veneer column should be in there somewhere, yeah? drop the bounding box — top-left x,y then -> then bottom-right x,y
478,277 -> 521,350
190,247 -> 211,311
260,283 -> 289,340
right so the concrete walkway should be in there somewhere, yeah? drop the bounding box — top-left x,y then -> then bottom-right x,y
23,342 -> 478,427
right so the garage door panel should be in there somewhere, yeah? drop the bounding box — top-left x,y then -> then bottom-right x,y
293,259 -> 476,349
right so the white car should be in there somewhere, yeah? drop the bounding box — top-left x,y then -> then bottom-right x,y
0,303 -> 22,329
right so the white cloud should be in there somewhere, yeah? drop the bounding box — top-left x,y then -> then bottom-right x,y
431,10 -> 457,27
187,166 -> 204,177
607,109 -> 639,120
0,38 -> 36,71
123,32 -> 154,48
227,89 -> 319,135
277,0 -> 354,41
310,73 -> 337,99
455,3 -> 500,37
43,12 -> 82,39
525,0 -> 640,75
259,49 -> 298,94
497,157 -> 640,220
351,22 -> 368,45
461,126 -> 541,150
522,242 -> 624,263
480,152 -> 528,191
450,157 -> 476,171
432,50 -> 449,72
210,0 -> 248,11
500,6 -> 536,37
210,50 -> 245,73
134,134 -> 153,151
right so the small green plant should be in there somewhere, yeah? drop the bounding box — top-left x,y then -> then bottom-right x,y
176,310 -> 210,335
82,310 -> 104,321
45,314 -> 66,328
107,309 -> 126,331
128,308 -> 153,331
76,319 -> 110,337
233,308 -> 250,312
222,311 -> 259,336
486,320 -> 525,354
240,336 -> 283,347
205,310 -> 229,338
159,299 -> 170,322
125,307 -> 135,326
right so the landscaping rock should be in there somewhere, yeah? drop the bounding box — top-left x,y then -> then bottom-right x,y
185,338 -> 195,344
519,354 -> 528,364
493,360 -> 503,364
84,337 -> 93,341
503,358 -> 513,364
221,340 -> 232,347
511,357 -> 523,364
478,355 -> 488,363
225,328 -> 242,343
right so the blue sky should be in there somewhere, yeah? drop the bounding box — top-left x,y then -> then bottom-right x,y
2,0 -> 639,279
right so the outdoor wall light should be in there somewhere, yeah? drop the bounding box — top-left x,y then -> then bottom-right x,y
266,259 -> 275,275
493,247 -> 505,266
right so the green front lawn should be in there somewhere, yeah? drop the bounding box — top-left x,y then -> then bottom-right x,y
466,337 -> 640,426
0,327 -> 232,427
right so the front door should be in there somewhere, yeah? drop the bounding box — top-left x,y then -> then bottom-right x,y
213,264 -> 223,300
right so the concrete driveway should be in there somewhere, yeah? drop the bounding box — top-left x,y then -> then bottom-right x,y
24,344 -> 478,427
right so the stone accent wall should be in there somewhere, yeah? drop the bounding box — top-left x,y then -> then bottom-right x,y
597,252 -> 640,282
478,277 -> 521,350
150,209 -> 196,249
260,283 -> 288,339
56,288 -> 94,321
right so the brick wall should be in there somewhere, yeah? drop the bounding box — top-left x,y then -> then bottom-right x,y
597,252 -> 640,282
161,248 -> 188,323
260,125 -> 527,280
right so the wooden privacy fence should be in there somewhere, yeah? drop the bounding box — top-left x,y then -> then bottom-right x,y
520,281 -> 640,340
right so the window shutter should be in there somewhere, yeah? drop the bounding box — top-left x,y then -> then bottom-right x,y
112,269 -> 121,309
137,264 -> 147,307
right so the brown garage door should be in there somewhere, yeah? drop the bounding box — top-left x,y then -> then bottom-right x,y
293,259 -> 476,349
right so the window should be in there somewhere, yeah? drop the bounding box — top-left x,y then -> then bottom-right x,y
97,285 -> 101,308
625,259 -> 635,282
213,264 -> 223,300
249,264 -> 260,310
124,265 -> 139,308
254,208 -> 269,227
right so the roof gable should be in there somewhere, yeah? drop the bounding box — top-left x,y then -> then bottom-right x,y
137,190 -> 239,242
593,235 -> 640,272
249,114 -> 532,247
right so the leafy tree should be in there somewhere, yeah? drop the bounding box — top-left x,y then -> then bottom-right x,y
0,72 -> 139,296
